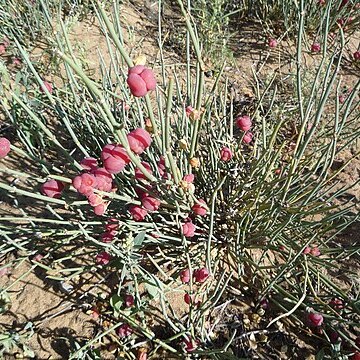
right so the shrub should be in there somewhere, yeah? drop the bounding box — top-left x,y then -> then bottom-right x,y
0,0 -> 359,358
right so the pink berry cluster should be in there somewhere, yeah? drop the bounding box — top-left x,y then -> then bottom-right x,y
0,137 -> 11,158
128,156 -> 169,222
236,115 -> 253,144
180,267 -> 209,307
127,65 -> 156,97
181,196 -> 208,238
40,128 -> 154,218
303,245 -> 321,256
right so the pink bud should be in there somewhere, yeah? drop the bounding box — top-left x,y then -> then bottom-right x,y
96,251 -> 111,265
101,231 -> 115,243
105,218 -> 119,232
0,45 -> 5,55
13,58 -> 21,66
307,312 -> 324,327
80,157 -> 98,171
125,294 -> 134,307
236,115 -> 252,131
220,147 -> 233,161
129,205 -> 147,221
185,105 -> 194,117
184,338 -> 197,352
0,137 -> 11,158
260,298 -> 269,309
41,179 -> 65,198
310,247 -> 321,257
127,65 -> 156,97
116,323 -> 133,337
242,132 -> 253,144
40,81 -> 53,94
94,202 -> 108,216
92,168 -> 113,192
303,246 -> 311,255
87,193 -> 103,207
311,43 -> 321,53
141,196 -> 161,211
329,298 -> 344,310
72,173 -> 97,196
135,161 -> 153,181
339,95 -> 346,104
182,221 -> 196,238
127,128 -> 152,154
180,269 -> 191,283
183,174 -> 195,183
192,199 -> 207,216
194,268 -> 209,283
268,38 -> 277,48
33,254 -> 44,262
354,51 -> 360,61
104,156 -> 126,174
184,293 -> 192,305
329,331 -> 340,343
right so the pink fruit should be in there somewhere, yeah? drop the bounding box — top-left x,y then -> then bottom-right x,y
13,58 -> 21,66
116,323 -> 133,337
307,312 -> 324,327
129,205 -> 147,221
101,231 -> 115,243
94,202 -> 108,216
185,105 -> 194,117
354,51 -> 360,61
41,179 -> 65,198
192,199 -> 207,216
0,45 -> 6,55
311,43 -> 321,53
194,268 -> 209,283
87,193 -> 103,207
183,174 -> 195,183
310,247 -> 321,256
243,132 -> 253,144
184,293 -> 192,305
236,115 -> 252,131
105,218 -> 119,232
0,137 -> 11,158
220,147 -> 232,161
96,251 -> 111,265
182,221 -> 196,238
80,157 -> 98,171
125,294 -> 134,307
184,338 -> 197,352
141,196 -> 161,211
268,38 -> 277,48
127,65 -> 156,97
329,298 -> 344,310
135,161 -> 153,181
40,81 -> 53,94
303,246 -> 311,255
127,128 -> 152,154
104,156 -> 126,174
180,269 -> 191,283
72,173 -> 97,196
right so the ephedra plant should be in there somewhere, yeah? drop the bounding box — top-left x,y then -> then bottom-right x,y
0,0 -> 359,358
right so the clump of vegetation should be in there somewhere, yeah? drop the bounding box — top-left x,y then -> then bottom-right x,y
0,0 -> 359,358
